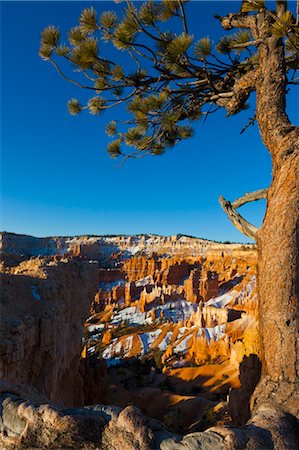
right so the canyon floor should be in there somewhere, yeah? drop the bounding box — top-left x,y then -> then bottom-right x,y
1,232 -> 293,449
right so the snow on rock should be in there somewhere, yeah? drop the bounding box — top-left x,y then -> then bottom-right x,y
172,360 -> 187,368
139,330 -> 162,354
174,333 -> 193,354
157,299 -> 198,322
108,299 -> 197,329
158,331 -> 173,351
110,306 -> 152,327
87,324 -> 105,333
136,276 -> 152,287
200,324 -> 226,343
205,290 -> 236,308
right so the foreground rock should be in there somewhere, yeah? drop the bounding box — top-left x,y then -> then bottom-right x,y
0,384 -> 297,449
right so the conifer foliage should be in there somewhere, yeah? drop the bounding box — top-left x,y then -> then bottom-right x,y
40,0 -> 299,161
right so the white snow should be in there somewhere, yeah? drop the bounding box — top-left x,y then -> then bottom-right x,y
108,300 -> 197,332
205,290 -> 237,308
157,299 -> 198,323
158,331 -> 173,351
110,306 -> 152,327
136,276 -> 152,287
87,324 -> 105,333
200,324 -> 226,343
139,329 -> 162,354
172,360 -> 186,368
174,333 -> 193,354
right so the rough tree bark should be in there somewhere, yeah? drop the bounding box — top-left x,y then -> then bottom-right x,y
255,9 -> 299,414
222,3 -> 299,420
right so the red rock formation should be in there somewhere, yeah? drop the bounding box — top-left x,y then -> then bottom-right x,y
123,256 -> 159,282
199,270 -> 219,301
184,268 -> 201,303
125,282 -> 142,305
161,261 -> 191,285
99,268 -> 125,283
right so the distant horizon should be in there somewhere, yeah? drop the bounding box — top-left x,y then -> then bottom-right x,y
0,229 -> 255,246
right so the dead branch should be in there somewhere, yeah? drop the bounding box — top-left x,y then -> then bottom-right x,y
241,114 -> 256,134
232,188 -> 268,208
233,39 -> 263,49
219,188 -> 268,240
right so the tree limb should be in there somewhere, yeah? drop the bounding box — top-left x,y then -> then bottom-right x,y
219,189 -> 268,240
221,13 -> 259,38
219,69 -> 259,115
233,39 -> 263,49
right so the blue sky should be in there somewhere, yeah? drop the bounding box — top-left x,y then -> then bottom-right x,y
1,1 -> 298,241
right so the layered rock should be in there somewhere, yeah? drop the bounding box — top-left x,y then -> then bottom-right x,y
0,257 -> 103,407
0,232 -> 256,264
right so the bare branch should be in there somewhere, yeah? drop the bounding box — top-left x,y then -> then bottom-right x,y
240,114 -> 256,134
219,189 -> 268,240
178,0 -> 188,34
49,59 -> 96,90
233,39 -> 263,49
232,188 -> 268,208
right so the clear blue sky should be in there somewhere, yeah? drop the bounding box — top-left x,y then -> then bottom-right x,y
1,1 -> 297,241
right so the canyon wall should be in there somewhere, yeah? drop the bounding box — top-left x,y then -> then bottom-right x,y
0,256 -> 105,407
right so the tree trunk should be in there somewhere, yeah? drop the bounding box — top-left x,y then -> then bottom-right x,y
255,152 -> 299,416
253,9 -> 299,417
258,155 -> 298,383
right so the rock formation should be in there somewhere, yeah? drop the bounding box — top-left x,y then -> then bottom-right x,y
0,256 -> 103,407
1,384 -> 297,449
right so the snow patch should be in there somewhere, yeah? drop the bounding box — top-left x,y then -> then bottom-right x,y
174,333 -> 193,354
158,331 -> 173,351
136,276 -> 152,287
205,290 -> 237,308
139,329 -> 162,354
201,324 -> 226,343
87,324 -> 105,333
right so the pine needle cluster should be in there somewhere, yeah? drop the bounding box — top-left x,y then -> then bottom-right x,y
39,0 -> 299,161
